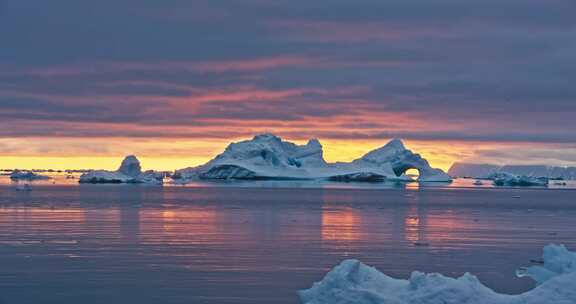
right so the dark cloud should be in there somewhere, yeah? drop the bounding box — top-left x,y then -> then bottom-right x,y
0,0 -> 575,148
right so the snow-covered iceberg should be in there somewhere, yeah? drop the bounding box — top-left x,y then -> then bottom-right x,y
79,155 -> 164,184
299,244 -> 576,304
351,139 -> 452,182
487,172 -> 549,187
9,170 -> 50,180
174,134 -> 451,183
449,162 -> 576,180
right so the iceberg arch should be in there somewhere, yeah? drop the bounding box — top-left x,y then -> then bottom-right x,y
174,134 -> 452,183
354,139 -> 452,182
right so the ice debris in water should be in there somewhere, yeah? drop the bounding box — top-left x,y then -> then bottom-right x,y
299,244 -> 576,304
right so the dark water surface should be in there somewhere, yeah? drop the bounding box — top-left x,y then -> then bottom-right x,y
1,184 -> 575,304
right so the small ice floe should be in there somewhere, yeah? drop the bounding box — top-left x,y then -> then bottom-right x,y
300,244 -> 576,304
413,242 -> 430,247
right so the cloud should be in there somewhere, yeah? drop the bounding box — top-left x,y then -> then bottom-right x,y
0,0 -> 575,165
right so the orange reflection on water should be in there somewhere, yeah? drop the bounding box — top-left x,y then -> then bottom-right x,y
403,207 -> 473,245
321,207 -> 361,242
0,207 -> 86,227
139,207 -> 219,245
0,207 -> 88,245
425,211 -> 473,243
404,213 -> 422,242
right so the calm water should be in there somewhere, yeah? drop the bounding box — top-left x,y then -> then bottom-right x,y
1,182 -> 576,304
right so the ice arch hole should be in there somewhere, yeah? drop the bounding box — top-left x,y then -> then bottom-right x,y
404,168 -> 420,179
393,165 -> 421,178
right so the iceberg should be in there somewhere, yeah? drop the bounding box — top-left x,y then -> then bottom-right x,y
79,155 -> 164,184
299,244 -> 576,304
352,139 -> 452,182
449,162 -> 576,180
10,170 -> 50,180
174,134 -> 451,183
487,172 -> 549,187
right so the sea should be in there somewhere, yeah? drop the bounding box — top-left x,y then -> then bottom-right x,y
1,173 -> 576,303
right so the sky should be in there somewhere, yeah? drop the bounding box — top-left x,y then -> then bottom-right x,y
1,0 -> 575,171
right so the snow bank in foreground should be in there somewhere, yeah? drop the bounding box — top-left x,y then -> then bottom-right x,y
299,244 -> 576,304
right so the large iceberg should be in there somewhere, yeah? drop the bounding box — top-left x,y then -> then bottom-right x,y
174,134 -> 451,183
299,244 -> 576,304
79,155 -> 164,184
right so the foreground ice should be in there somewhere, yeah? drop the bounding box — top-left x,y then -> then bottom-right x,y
79,155 -> 163,184
174,134 -> 451,183
10,170 -> 50,180
299,244 -> 576,304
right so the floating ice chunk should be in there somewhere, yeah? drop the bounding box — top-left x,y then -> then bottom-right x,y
517,244 -> 576,285
79,156 -> 163,184
488,172 -> 549,186
299,244 -> 576,304
10,170 -> 50,180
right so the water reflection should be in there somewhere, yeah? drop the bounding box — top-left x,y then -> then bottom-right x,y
2,185 -> 576,303
0,186 -> 485,250
321,207 -> 361,242
139,207 -> 220,245
0,186 -> 542,252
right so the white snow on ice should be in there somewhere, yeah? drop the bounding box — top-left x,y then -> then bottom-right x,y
79,155 -> 163,184
299,244 -> 576,304
174,134 -> 452,183
487,172 -> 549,187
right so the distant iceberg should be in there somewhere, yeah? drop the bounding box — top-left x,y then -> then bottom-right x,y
173,134 -> 451,183
299,244 -> 576,304
488,172 -> 549,187
79,155 -> 164,184
449,162 -> 576,180
10,170 -> 50,180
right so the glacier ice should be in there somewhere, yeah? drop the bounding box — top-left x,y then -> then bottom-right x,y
299,244 -> 576,304
79,155 -> 163,184
174,134 -> 452,183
